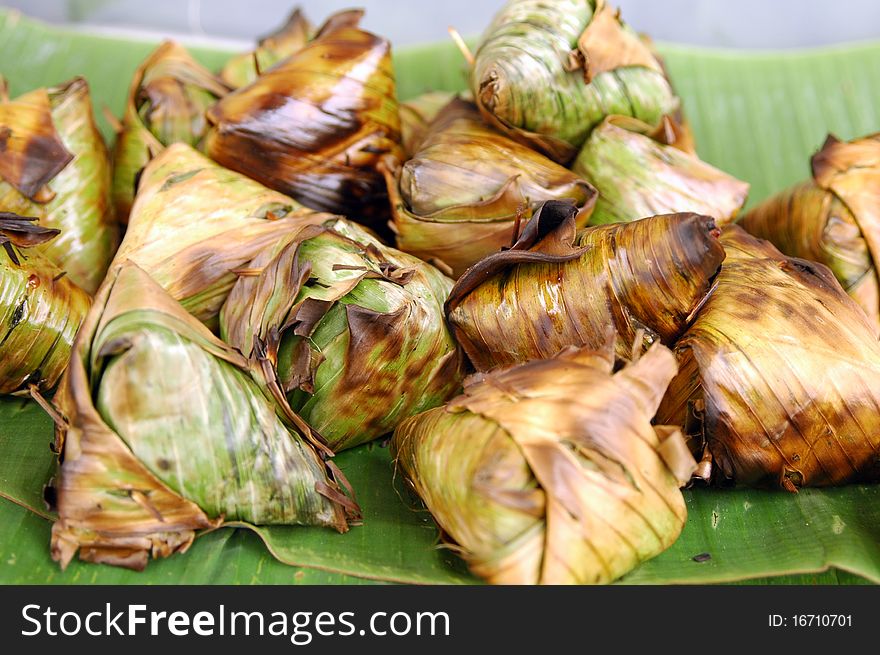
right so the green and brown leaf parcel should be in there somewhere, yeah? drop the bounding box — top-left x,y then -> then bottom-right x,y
572,116 -> 749,227
220,217 -> 465,452
472,0 -> 679,163
657,227 -> 880,490
112,143 -> 330,327
51,262 -> 358,571
0,77 -> 118,293
111,41 -> 229,223
206,10 -> 402,236
446,200 -> 725,371
0,213 -> 90,395
740,133 -> 880,334
220,7 -> 314,89
392,343 -> 695,584
384,98 -> 596,278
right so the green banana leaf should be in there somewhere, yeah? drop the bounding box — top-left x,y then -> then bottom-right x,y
1,8 -> 880,584
1,397 -> 877,584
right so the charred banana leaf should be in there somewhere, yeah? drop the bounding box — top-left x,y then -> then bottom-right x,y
220,218 -> 464,451
657,227 -> 880,489
0,77 -> 118,293
392,343 -> 695,584
112,143 -> 328,327
740,134 -> 880,333
572,116 -> 749,226
399,91 -> 456,157
446,200 -> 724,370
472,0 -> 679,162
112,41 -> 229,223
385,98 -> 597,277
51,262 -> 357,571
220,7 -> 314,88
0,213 -> 90,395
205,10 -> 402,234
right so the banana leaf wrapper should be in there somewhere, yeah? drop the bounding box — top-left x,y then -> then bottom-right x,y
657,226 -> 880,490
113,143 -> 328,327
446,199 -> 725,371
0,77 -> 118,293
392,343 -> 695,585
50,262 -> 357,571
220,7 -> 314,89
0,213 -> 90,395
111,41 -> 230,223
399,91 -> 456,157
740,134 -> 880,333
472,0 -> 679,163
205,10 -> 403,235
572,116 -> 749,227
220,218 -> 465,451
384,98 -> 597,278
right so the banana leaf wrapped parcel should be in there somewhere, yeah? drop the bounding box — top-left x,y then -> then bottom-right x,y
399,91 -> 456,157
472,0 -> 679,162
0,213 -> 90,395
112,41 -> 229,223
392,343 -> 696,584
113,143 -> 328,326
446,200 -> 725,371
206,10 -> 402,234
0,77 -> 118,293
220,7 -> 313,89
571,116 -> 749,226
740,134 -> 880,332
221,218 -> 465,451
50,262 -> 358,571
657,227 -> 880,490
384,98 -> 597,277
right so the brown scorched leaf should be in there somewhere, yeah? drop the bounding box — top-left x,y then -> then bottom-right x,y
1,78 -> 117,293
446,199 -> 724,370
740,133 -> 880,333
657,227 -> 880,490
0,212 -> 90,395
206,10 -> 402,236
385,98 -> 596,277
0,82 -> 72,200
392,343 -> 695,584
398,90 -> 456,157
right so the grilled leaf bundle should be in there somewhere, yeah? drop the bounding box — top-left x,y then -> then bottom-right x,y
399,91 -> 456,157
657,227 -> 880,490
0,213 -> 90,395
385,98 -> 597,277
572,116 -> 749,226
112,41 -> 229,223
206,10 -> 401,234
740,134 -> 880,332
472,0 -> 679,162
113,143 -> 326,326
51,262 -> 357,571
220,7 -> 313,89
446,200 -> 725,370
392,343 -> 695,584
0,77 -> 118,293
220,218 -> 464,451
